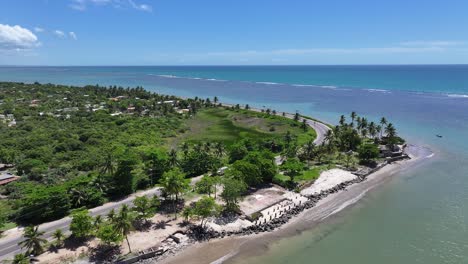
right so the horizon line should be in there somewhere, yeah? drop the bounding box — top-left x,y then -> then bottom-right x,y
0,64 -> 468,67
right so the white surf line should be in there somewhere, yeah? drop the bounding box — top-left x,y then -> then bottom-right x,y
319,186 -> 372,221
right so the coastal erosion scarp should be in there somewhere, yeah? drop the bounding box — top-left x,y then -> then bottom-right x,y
159,144 -> 433,264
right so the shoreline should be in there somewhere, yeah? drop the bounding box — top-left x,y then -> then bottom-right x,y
157,144 -> 433,264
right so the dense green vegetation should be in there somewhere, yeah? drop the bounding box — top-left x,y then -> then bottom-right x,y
0,82 -> 315,226
3,83 -> 405,262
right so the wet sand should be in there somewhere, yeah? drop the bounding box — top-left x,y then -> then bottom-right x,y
159,145 -> 433,264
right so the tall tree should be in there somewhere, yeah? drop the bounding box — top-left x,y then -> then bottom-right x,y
193,196 -> 220,228
96,223 -> 123,246
350,111 -> 357,127
132,196 -> 155,223
70,208 -> 93,239
52,229 -> 65,246
221,178 -> 246,212
114,205 -> 134,253
18,226 -> 47,256
160,168 -> 189,219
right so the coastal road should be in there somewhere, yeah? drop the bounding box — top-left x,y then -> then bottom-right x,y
0,105 -> 331,261
0,187 -> 162,261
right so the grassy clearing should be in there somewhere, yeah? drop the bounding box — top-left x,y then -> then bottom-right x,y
0,222 -> 16,232
273,165 -> 331,187
168,108 -> 316,147
0,200 -> 16,232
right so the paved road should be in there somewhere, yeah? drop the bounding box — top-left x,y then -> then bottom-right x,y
0,105 -> 331,261
0,187 -> 162,261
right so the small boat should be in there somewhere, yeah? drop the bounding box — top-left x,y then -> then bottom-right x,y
436,134 -> 443,138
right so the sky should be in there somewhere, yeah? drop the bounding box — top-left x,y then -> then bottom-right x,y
0,0 -> 468,65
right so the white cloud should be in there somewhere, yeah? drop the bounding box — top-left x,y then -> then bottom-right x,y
128,0 -> 152,12
191,41 -> 467,59
34,27 -> 45,33
69,32 -> 78,40
0,24 -> 39,50
70,0 -> 152,12
400,41 -> 464,47
54,30 -> 66,38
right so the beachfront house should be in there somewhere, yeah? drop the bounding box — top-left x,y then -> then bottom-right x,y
0,172 -> 20,186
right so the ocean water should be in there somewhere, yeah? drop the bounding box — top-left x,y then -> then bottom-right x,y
0,66 -> 467,263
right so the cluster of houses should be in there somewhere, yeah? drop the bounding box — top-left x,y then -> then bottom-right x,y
0,164 -> 19,187
0,114 -> 16,127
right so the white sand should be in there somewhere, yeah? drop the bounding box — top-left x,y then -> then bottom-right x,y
207,218 -> 254,232
300,168 -> 357,196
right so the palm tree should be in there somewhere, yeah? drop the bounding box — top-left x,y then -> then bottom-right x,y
68,188 -> 86,208
181,142 -> 189,158
380,117 -> 387,127
100,152 -> 115,176
168,149 -> 178,167
93,215 -> 103,228
214,142 -> 224,158
368,122 -> 377,139
114,205 -> 134,253
18,226 -> 47,256
355,117 -> 362,133
107,209 -> 116,223
160,168 -> 189,219
376,124 -> 382,139
203,142 -> 211,153
339,115 -> 346,126
89,175 -> 108,194
12,253 -> 29,264
360,117 -> 368,136
385,123 -> 397,138
304,140 -> 315,165
293,112 -> 300,122
52,229 -> 65,246
324,129 -> 334,145
350,111 -> 357,127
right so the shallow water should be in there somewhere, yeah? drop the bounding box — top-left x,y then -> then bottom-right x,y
0,66 -> 467,263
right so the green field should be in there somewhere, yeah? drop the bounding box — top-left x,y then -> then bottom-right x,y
169,108 -> 316,147
273,165 -> 330,187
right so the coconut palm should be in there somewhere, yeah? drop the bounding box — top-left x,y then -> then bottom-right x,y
304,140 -> 316,165
339,115 -> 346,126
181,142 -> 189,158
376,124 -> 382,139
168,149 -> 178,167
324,129 -> 335,145
18,226 -> 47,256
355,117 -> 362,133
214,142 -> 224,158
93,215 -> 103,228
203,142 -> 211,152
385,123 -> 397,138
68,188 -> 86,207
160,168 -> 190,219
350,111 -> 357,127
107,209 -> 116,223
114,205 -> 134,253
52,229 -> 65,246
368,122 -> 377,139
100,152 -> 115,176
380,117 -> 387,127
12,253 -> 29,264
294,112 -> 300,122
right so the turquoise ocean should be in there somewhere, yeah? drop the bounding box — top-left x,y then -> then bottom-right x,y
0,65 -> 467,263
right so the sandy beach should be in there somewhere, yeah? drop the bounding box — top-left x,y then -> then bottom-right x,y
159,144 -> 434,264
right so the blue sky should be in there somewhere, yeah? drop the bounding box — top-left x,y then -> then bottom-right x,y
0,0 -> 467,65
